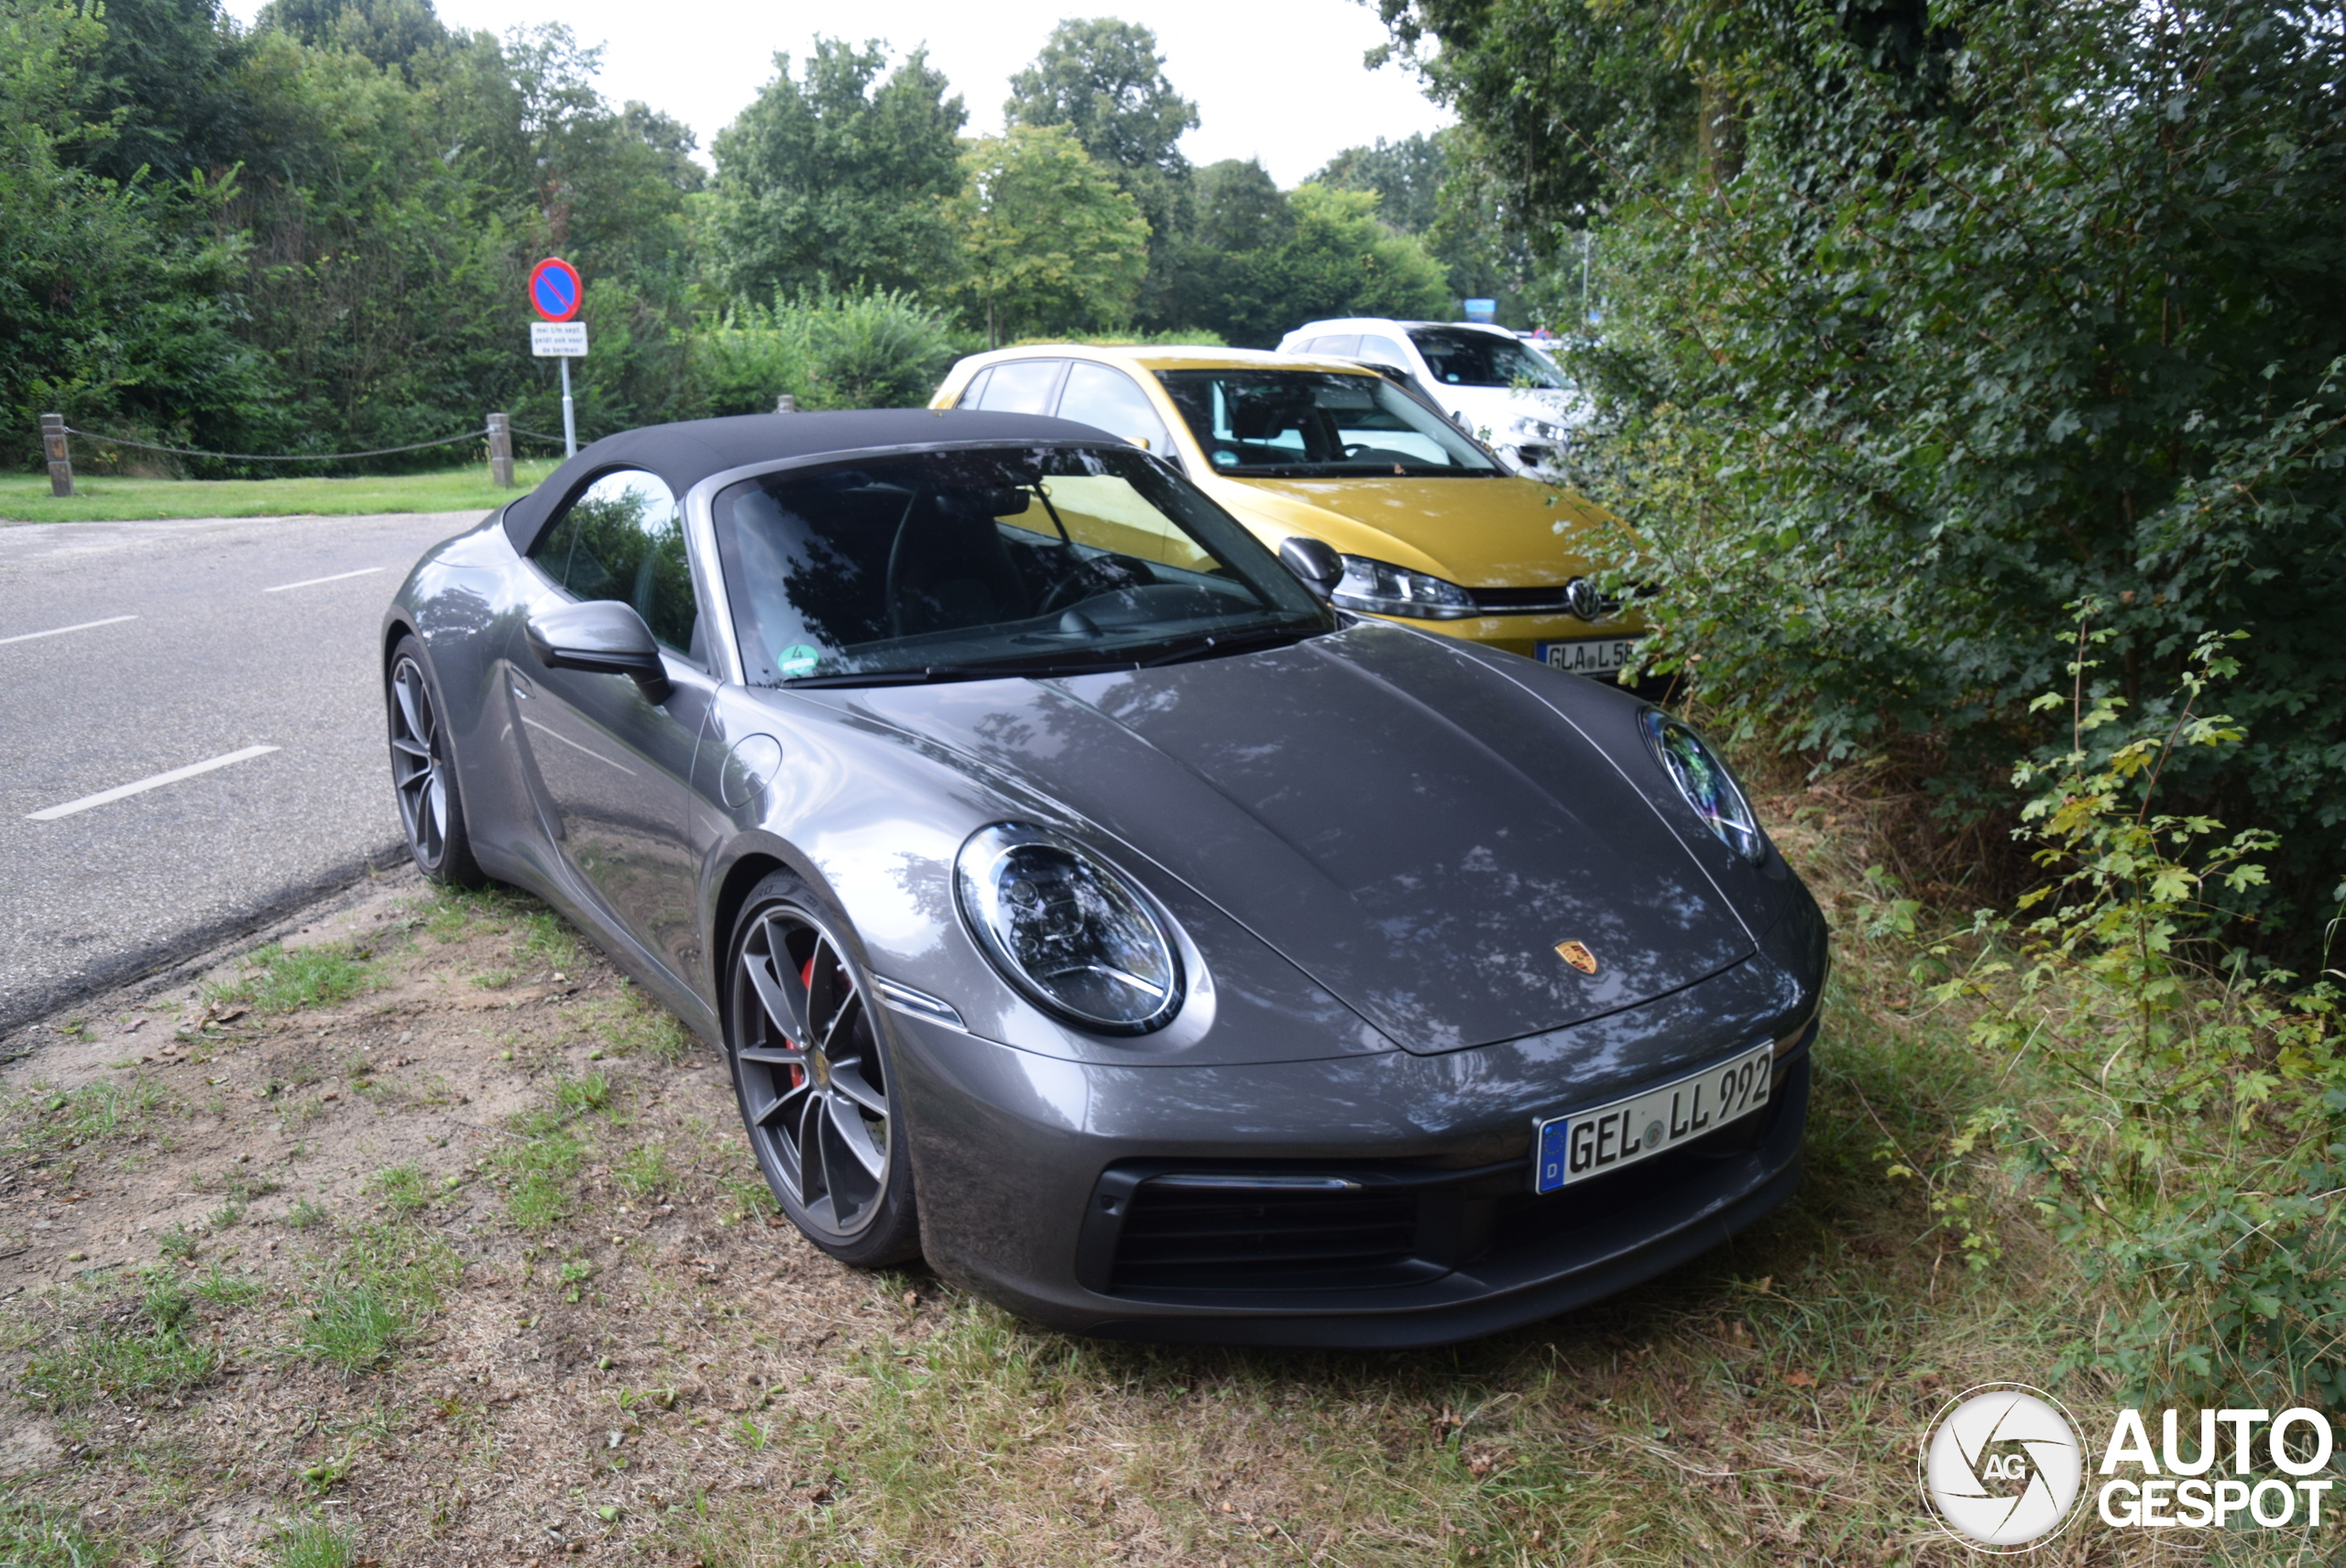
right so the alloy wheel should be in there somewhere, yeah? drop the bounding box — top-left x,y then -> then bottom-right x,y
732,905 -> 893,1241
389,654 -> 448,868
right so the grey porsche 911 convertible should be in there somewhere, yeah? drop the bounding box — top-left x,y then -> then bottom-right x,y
381,409 -> 1825,1347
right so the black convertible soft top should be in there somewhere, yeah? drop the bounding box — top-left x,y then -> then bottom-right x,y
499,408 -> 1118,555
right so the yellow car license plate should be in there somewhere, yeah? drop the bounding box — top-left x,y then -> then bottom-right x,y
1533,1043 -> 1775,1193
1536,635 -> 1641,675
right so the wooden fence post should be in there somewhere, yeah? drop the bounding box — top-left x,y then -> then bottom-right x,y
486,411 -> 514,488
774,395 -> 797,414
41,413 -> 72,498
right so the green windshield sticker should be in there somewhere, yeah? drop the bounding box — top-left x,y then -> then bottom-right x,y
777,643 -> 821,678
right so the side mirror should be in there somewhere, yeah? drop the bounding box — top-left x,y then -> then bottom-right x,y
1278,536 -> 1343,601
526,600 -> 671,702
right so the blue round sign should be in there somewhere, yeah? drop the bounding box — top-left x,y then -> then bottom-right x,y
529,258 -> 582,322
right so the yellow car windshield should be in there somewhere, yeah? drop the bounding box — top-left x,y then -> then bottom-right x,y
1157,370 -> 1502,478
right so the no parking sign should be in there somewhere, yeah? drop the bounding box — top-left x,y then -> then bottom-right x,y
529,257 -> 582,321
528,258 -> 586,455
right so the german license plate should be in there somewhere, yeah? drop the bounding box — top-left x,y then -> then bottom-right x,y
1536,635 -> 1641,676
1532,1043 -> 1775,1193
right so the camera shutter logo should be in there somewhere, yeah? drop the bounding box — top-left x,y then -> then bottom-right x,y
1919,1384 -> 2084,1551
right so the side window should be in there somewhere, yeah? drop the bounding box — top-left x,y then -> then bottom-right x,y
1359,334 -> 1409,369
532,467 -> 700,661
1305,334 -> 1360,356
953,367 -> 993,408
973,358 -> 1065,414
1056,363 -> 1174,455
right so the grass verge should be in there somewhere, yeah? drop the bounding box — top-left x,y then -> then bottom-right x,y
203,942 -> 377,1014
0,460 -> 560,523
19,1278 -> 219,1409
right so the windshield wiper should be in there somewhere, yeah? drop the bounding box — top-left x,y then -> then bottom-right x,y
779,656 -> 1134,689
778,624 -> 1323,687
1133,621 -> 1323,667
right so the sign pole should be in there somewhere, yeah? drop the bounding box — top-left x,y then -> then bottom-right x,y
528,258 -> 586,460
559,357 -> 576,458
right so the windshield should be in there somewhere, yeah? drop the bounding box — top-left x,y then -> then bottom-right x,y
1407,327 -> 1566,390
1156,369 -> 1499,477
712,446 -> 1333,687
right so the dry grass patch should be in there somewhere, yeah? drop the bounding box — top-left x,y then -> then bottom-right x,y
0,803 -> 2308,1565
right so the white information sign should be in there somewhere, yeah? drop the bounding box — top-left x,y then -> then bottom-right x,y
530,321 -> 589,356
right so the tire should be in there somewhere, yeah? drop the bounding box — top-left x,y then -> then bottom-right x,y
725,871 -> 921,1267
386,634 -> 486,888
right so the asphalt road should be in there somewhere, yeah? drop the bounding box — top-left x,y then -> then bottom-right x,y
0,510 -> 493,1034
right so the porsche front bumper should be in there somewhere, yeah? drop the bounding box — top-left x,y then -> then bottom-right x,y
887,995 -> 1812,1349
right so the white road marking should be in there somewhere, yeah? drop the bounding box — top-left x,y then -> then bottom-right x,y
0,614 -> 138,647
262,566 -> 384,593
27,745 -> 281,821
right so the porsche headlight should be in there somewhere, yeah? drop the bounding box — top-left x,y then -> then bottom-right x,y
1331,555 -> 1478,620
955,824 -> 1182,1034
1641,711 -> 1766,863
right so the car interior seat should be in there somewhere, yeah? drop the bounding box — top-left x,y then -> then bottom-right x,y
885,490 -> 1033,638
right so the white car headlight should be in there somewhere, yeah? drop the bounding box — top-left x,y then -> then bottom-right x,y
1641,712 -> 1766,863
1331,555 -> 1478,620
956,824 -> 1183,1034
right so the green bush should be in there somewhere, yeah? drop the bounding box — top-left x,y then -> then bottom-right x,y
792,287 -> 961,410
687,287 -> 959,415
1922,617 -> 2342,1403
1391,0 -> 2346,941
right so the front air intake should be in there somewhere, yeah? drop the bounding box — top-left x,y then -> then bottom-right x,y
1108,1178 -> 1420,1291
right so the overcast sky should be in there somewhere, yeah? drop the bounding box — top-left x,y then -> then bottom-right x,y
219,0 -> 1453,187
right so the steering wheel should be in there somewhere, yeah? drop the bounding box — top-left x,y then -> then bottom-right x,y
1036,554 -> 1145,616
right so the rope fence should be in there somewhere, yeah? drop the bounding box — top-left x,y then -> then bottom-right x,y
36,411 -> 580,499
60,424 -> 490,463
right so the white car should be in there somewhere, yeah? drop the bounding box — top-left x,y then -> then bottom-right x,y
1277,318 -> 1585,477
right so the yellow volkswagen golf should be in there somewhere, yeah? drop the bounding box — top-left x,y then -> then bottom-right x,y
928,345 -> 1645,677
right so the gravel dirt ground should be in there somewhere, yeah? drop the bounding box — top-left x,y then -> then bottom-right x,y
0,797 -> 2185,1568
0,869 -> 946,1566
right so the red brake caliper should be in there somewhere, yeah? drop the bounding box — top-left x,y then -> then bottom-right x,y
786,955 -> 816,1089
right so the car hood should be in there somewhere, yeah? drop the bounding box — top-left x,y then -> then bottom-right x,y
843,623 -> 1753,1054
1207,473 -> 1613,588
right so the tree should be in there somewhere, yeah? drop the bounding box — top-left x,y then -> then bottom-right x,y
1,0 -> 282,456
950,126 -> 1149,345
1313,128 -> 1538,323
258,0 -> 451,75
1312,133 -> 1445,235
1163,161 -> 1449,346
1003,17 -> 1196,174
1004,18 -> 1197,326
707,38 -> 966,302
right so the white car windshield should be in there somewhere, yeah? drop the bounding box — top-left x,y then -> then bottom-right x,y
1408,327 -> 1567,390
1156,369 -> 1500,477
